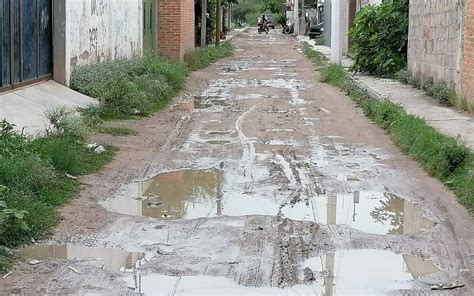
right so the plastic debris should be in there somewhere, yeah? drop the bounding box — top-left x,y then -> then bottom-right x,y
28,260 -> 42,265
94,145 -> 106,154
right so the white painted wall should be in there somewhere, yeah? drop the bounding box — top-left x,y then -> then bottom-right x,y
55,0 -> 143,85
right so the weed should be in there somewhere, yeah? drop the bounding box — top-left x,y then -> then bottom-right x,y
321,64 -> 474,212
0,121 -> 116,272
313,37 -> 325,46
184,42 -> 234,71
46,106 -> 90,140
394,68 -> 410,84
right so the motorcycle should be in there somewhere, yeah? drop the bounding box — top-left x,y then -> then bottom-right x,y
258,23 -> 269,34
282,23 -> 294,35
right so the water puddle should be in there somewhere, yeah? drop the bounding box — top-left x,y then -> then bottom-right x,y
282,191 -> 434,235
22,244 -> 146,272
207,131 -> 233,136
302,249 -> 440,294
100,169 -> 225,219
124,250 -> 438,295
206,140 -> 231,145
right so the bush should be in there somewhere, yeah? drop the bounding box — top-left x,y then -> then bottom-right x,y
70,56 -> 188,119
46,106 -> 90,140
350,0 -> 409,76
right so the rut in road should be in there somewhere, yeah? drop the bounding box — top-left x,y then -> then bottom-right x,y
2,30 -> 473,296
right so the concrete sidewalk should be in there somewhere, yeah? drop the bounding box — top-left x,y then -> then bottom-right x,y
305,41 -> 474,150
353,75 -> 474,150
0,81 -> 97,136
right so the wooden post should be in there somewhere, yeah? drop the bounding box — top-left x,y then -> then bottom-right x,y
216,0 -> 221,46
201,0 -> 207,47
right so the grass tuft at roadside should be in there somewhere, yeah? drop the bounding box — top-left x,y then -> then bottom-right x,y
320,64 -> 474,213
0,118 -> 116,273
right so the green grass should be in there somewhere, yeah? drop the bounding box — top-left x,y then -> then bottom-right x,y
93,126 -> 139,136
301,42 -> 328,67
0,129 -> 117,273
321,64 -> 474,212
184,42 -> 234,71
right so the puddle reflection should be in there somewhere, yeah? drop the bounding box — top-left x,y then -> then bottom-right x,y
303,250 -> 440,295
124,250 -> 438,295
21,245 -> 145,272
100,169 -> 224,220
282,191 -> 434,235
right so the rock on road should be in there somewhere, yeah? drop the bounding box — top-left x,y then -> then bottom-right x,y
2,30 -> 473,295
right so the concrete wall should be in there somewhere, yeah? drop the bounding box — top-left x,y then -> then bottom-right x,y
158,0 -> 195,59
54,0 -> 143,85
407,0 -> 464,90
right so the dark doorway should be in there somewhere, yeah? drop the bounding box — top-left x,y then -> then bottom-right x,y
0,0 -> 52,92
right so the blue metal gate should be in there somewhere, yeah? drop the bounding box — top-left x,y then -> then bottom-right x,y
0,0 -> 52,92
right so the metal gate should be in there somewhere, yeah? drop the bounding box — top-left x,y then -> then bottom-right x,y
0,0 -> 52,92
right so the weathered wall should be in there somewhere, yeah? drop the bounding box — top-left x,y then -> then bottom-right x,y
54,0 -> 143,84
407,0 -> 464,90
158,0 -> 195,59
461,0 -> 474,107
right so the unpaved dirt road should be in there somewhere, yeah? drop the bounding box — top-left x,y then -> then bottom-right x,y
2,30 -> 473,295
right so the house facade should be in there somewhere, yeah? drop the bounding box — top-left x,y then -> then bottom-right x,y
0,0 -> 195,90
408,0 -> 474,110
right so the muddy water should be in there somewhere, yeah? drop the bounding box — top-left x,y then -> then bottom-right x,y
124,250 -> 439,295
101,168 -> 432,235
100,169 -> 225,219
22,245 -> 145,272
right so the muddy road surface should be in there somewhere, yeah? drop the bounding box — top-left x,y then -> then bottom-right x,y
2,30 -> 473,295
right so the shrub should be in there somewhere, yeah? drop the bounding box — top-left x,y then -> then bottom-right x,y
70,56 -> 188,119
46,106 -> 90,140
350,0 -> 409,76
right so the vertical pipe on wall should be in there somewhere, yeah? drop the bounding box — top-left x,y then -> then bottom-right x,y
294,0 -> 299,35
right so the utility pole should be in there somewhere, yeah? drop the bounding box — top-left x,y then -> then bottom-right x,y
294,0 -> 300,35
330,0 -> 342,64
201,0 -> 207,47
216,0 -> 222,46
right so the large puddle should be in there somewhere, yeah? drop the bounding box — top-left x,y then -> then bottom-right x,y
100,170 -> 433,235
125,250 -> 439,295
21,244 -> 146,272
100,169 -> 225,220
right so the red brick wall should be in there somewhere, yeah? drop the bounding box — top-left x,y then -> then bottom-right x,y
462,0 -> 474,110
158,0 -> 195,59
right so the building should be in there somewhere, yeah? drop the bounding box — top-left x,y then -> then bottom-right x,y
0,0 -> 195,90
408,0 -> 474,110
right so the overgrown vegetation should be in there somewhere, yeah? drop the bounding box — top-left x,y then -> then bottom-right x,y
184,42 -> 234,71
71,56 -> 188,120
72,43 -> 234,120
93,126 -> 138,137
321,64 -> 474,212
350,0 -> 409,76
395,68 -> 458,107
0,115 -> 116,273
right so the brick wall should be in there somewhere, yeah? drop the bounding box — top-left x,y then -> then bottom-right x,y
158,0 -> 195,59
408,0 -> 464,90
462,0 -> 474,109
